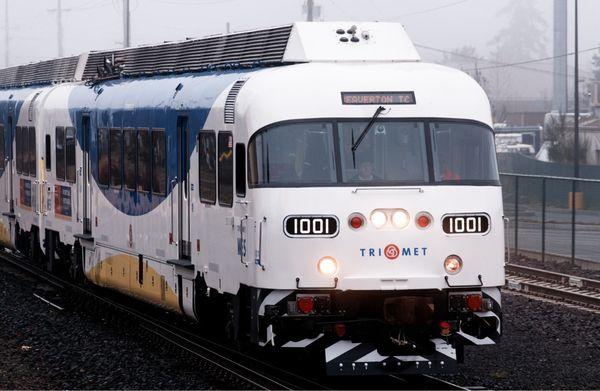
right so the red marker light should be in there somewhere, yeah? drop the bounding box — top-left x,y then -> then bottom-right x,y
416,212 -> 432,229
440,321 -> 451,336
348,213 -> 365,230
334,323 -> 346,337
466,294 -> 483,312
297,296 -> 314,314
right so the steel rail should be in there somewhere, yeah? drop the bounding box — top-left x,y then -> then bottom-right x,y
506,263 -> 600,292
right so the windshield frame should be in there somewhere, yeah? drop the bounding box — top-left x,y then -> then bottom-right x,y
247,117 -> 500,189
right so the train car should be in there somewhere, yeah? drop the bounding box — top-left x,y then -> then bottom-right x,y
0,22 -> 503,376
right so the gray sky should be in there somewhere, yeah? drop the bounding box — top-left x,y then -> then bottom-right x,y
3,0 -> 599,82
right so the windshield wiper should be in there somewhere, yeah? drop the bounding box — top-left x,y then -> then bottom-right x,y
351,105 -> 385,168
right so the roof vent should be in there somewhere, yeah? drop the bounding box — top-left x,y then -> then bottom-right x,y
224,80 -> 247,124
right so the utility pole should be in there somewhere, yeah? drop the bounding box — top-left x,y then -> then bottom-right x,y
306,0 -> 314,21
4,0 -> 8,67
571,0 -> 580,265
47,0 -> 70,58
226,22 -> 230,34
123,0 -> 130,47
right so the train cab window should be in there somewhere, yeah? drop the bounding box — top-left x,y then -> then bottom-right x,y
56,126 -> 65,181
151,129 -> 166,195
137,128 -> 151,192
110,128 -> 123,188
235,143 -> 246,197
98,128 -> 109,186
124,128 -> 136,191
45,135 -> 51,171
28,127 -> 36,177
338,121 -> 428,184
248,122 -> 336,186
0,125 -> 5,170
217,132 -> 233,207
66,127 -> 76,183
430,122 -> 499,182
198,131 -> 216,204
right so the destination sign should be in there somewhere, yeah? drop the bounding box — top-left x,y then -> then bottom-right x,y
341,91 -> 416,105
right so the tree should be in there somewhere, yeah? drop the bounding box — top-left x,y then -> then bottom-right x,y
488,0 -> 548,62
443,46 -> 489,96
545,114 -> 589,164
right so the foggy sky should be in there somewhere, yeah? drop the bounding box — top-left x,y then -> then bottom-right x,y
3,0 -> 599,84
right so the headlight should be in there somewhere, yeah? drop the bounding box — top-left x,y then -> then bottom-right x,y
444,255 -> 463,274
318,256 -> 338,275
370,210 -> 387,229
391,209 -> 410,229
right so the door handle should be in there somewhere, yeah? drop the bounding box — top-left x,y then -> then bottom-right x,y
256,217 -> 266,270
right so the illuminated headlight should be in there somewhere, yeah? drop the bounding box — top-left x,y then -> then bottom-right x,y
391,209 -> 410,229
444,255 -> 463,275
318,256 -> 338,275
370,210 -> 387,229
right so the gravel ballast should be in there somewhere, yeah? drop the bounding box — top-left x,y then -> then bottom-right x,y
443,292 -> 600,389
0,263 -> 217,390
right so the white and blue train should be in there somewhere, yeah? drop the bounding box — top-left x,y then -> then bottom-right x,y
0,22 -> 503,375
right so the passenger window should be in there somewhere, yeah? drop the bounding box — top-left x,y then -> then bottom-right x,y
151,129 -> 166,195
66,127 -> 76,183
28,127 -> 36,177
45,135 -> 51,171
198,131 -> 216,204
124,128 -> 136,191
137,128 -> 151,192
217,132 -> 233,207
56,126 -> 65,181
97,128 -> 109,186
235,143 -> 246,197
0,125 -> 5,170
110,128 -> 122,188
15,126 -> 21,173
21,126 -> 29,175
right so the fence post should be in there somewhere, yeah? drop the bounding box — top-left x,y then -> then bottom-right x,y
571,179 -> 576,264
541,177 -> 546,264
514,175 -> 519,261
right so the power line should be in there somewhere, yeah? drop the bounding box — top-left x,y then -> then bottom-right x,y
391,0 -> 470,19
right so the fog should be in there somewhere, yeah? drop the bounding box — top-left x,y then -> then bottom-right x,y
3,0 -> 600,100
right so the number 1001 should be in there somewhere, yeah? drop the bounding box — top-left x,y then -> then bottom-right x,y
442,214 -> 489,234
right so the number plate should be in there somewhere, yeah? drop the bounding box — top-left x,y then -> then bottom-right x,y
442,213 -> 490,235
283,215 -> 339,238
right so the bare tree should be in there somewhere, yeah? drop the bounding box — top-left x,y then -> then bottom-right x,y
546,114 -> 589,164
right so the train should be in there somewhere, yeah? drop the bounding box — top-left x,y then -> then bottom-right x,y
0,22 -> 503,375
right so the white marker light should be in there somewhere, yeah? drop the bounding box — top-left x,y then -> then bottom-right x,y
370,210 -> 387,229
444,255 -> 463,275
318,256 -> 338,275
391,209 -> 410,229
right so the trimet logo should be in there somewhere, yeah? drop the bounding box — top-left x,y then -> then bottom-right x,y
360,244 -> 428,260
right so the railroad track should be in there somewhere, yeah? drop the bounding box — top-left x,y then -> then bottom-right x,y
505,263 -> 600,312
0,248 -> 469,390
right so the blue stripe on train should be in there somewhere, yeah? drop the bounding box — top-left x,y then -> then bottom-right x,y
68,69 -> 255,216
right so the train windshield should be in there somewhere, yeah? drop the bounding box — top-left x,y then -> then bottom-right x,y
248,120 -> 498,187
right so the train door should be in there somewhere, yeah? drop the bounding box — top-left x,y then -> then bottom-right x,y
81,115 -> 92,235
234,141 -> 256,272
176,115 -> 191,261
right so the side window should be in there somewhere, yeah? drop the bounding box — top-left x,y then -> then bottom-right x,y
15,126 -> 21,173
45,134 -> 51,171
28,127 -> 36,177
137,128 -> 151,192
217,132 -> 233,207
198,131 -> 216,204
235,143 -> 246,197
124,128 -> 136,191
21,126 -> 29,175
151,129 -> 166,195
0,125 -> 5,170
110,128 -> 122,188
66,127 -> 76,182
97,128 -> 109,186
56,126 -> 65,181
